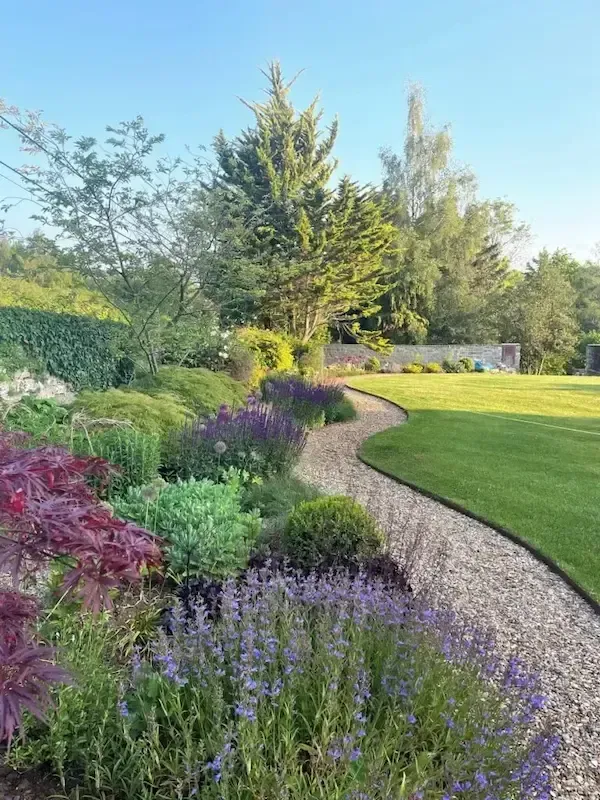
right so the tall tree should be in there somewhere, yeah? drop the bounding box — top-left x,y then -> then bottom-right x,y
215,63 -> 395,342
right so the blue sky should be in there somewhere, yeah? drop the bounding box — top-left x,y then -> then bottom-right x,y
1,0 -> 599,262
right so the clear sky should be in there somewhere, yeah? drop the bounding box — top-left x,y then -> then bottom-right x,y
1,0 -> 599,262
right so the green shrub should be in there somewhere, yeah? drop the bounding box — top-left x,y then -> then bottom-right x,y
442,358 -> 465,373
324,395 -> 358,423
74,389 -> 191,439
0,275 -> 122,320
243,475 -> 322,518
225,340 -> 257,385
237,327 -> 294,381
459,357 -> 475,372
74,428 -> 161,496
364,356 -> 381,373
401,362 -> 424,374
283,495 -> 384,569
113,477 -> 260,580
2,396 -> 70,444
0,307 -> 132,390
294,343 -> 325,378
132,366 -> 247,418
425,361 -> 443,373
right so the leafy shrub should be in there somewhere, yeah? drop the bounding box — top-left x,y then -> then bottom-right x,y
160,317 -> 233,371
75,428 -> 161,496
442,358 -> 466,373
364,355 -> 381,373
113,477 -> 260,581
0,342 -> 43,380
283,495 -> 383,569
12,572 -> 558,798
2,397 -> 70,445
324,395 -> 358,423
166,402 -> 307,482
425,361 -> 443,373
225,340 -> 257,385
132,366 -> 247,418
0,275 -> 122,321
459,356 -> 475,372
294,343 -> 324,378
0,434 -> 161,742
237,327 -> 294,383
401,362 -> 424,374
74,389 -> 191,439
242,475 -> 321,518
0,307 -> 132,390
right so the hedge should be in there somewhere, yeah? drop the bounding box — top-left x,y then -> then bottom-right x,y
0,307 -> 132,390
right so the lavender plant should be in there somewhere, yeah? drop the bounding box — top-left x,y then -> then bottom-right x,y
261,375 -> 355,427
12,571 -> 558,799
166,400 -> 307,482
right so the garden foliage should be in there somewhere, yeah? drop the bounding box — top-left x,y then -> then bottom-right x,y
0,308 -> 131,390
236,327 -> 294,379
113,477 -> 260,580
76,428 -> 162,496
261,374 -> 356,427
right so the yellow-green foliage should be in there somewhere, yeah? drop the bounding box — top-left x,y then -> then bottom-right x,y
131,367 -> 247,417
237,327 -> 294,382
74,389 -> 191,438
0,276 -> 123,321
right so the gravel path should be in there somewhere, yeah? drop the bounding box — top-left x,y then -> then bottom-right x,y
296,388 -> 600,800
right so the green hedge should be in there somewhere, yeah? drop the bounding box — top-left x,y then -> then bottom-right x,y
0,307 -> 131,390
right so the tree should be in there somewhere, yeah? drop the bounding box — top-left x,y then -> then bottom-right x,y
376,86 -> 529,344
0,106 -> 245,372
215,63 -> 395,342
504,250 -> 579,373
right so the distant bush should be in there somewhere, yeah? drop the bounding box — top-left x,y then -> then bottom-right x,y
442,358 -> 466,373
364,356 -> 381,373
283,495 -> 384,570
113,477 -> 260,580
242,475 -> 322,519
262,374 -> 354,428
75,428 -> 161,496
0,307 -> 131,390
131,366 -> 247,418
324,395 -> 358,423
0,275 -> 122,321
166,402 -> 307,482
295,343 -> 325,378
237,327 -> 294,383
402,362 -> 424,374
74,389 -> 191,439
225,340 -> 257,385
424,361 -> 443,373
459,357 -> 475,372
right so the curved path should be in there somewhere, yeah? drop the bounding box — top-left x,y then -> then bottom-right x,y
296,388 -> 600,800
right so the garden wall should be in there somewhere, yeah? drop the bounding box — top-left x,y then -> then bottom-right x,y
324,343 -> 521,370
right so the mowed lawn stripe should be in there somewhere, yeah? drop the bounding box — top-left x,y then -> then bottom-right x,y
347,374 -> 600,601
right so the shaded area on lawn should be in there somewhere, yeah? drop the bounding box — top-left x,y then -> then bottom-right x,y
348,374 -> 600,602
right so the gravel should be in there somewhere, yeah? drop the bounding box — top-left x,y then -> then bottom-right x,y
296,388 -> 600,799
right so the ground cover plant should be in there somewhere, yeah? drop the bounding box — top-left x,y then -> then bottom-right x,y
166,401 -> 307,482
7,570 -> 558,799
348,373 -> 600,600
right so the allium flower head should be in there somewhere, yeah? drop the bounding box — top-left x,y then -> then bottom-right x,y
214,440 -> 228,455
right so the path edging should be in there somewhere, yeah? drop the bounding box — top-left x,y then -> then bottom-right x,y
347,383 -> 600,617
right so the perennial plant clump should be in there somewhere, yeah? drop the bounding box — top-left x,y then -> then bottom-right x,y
167,401 -> 307,481
11,570 -> 559,798
261,374 -> 355,427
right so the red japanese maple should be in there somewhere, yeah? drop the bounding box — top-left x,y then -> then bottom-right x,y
0,431 -> 163,742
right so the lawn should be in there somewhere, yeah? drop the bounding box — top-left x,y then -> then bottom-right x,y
347,373 -> 600,601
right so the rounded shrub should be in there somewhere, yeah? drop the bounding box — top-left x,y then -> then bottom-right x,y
324,395 -> 358,423
243,475 -> 322,518
425,361 -> 443,373
401,362 -> 424,374
225,340 -> 257,385
131,366 -> 247,418
73,389 -> 191,439
459,357 -> 475,372
237,327 -> 294,380
442,358 -> 465,373
283,495 -> 384,569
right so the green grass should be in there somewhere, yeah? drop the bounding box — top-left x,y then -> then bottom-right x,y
347,374 -> 600,601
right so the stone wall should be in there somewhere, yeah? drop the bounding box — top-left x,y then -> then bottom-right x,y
0,371 -> 75,406
324,343 -> 521,371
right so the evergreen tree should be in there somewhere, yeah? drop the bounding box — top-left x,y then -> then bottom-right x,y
215,63 -> 395,342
